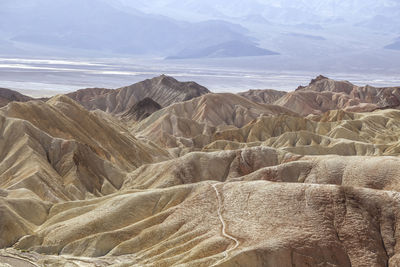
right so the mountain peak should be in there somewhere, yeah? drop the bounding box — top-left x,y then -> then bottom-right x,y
153,74 -> 179,86
310,75 -> 329,85
295,75 -> 354,94
67,75 -> 210,114
295,75 -> 330,91
151,75 -> 210,94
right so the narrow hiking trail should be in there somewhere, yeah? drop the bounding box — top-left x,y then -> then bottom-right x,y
211,183 -> 240,266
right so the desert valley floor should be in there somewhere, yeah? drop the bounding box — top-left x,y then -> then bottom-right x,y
1,75 -> 400,266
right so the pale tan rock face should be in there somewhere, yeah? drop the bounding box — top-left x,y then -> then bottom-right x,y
2,181 -> 399,267
134,93 -> 295,149
2,75 -> 400,266
274,75 -> 400,115
67,75 -> 210,114
123,146 -> 286,189
238,89 -> 287,104
0,96 -> 170,203
207,109 -> 400,156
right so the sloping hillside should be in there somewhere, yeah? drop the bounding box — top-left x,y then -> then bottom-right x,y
238,88 -> 287,104
2,75 -> 400,266
275,75 -> 400,115
134,92 -> 295,149
67,75 -> 210,114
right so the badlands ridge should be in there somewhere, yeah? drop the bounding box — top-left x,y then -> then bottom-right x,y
1,75 -> 400,266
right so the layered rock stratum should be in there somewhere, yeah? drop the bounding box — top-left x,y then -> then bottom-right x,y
2,75 -> 400,266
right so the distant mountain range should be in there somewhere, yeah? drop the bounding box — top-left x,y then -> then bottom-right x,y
167,40 -> 279,59
1,0 -> 400,70
0,0 -> 276,58
385,37 -> 400,50
113,0 -> 400,64
115,0 -> 400,25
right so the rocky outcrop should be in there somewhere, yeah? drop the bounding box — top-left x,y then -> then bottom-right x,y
275,75 -> 400,115
67,75 -> 210,114
134,93 -> 295,149
122,97 -> 162,121
66,87 -> 113,110
0,88 -> 32,107
238,88 -> 287,104
0,96 -> 170,203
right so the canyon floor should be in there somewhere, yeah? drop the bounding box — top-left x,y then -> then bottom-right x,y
1,75 -> 400,266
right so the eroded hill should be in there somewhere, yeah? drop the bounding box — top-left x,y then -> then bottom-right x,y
2,75 -> 400,266
275,75 -> 400,115
67,75 -> 210,114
